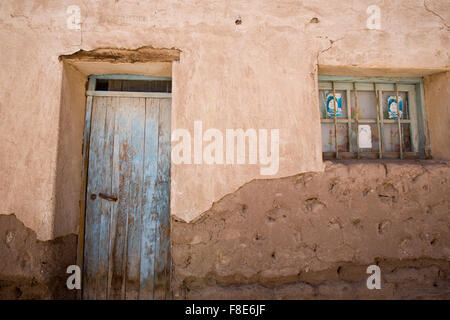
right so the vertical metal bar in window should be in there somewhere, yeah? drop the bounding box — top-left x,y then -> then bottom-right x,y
346,90 -> 352,153
353,82 -> 360,159
374,83 -> 383,159
332,81 -> 338,159
395,83 -> 403,159
379,88 -> 385,157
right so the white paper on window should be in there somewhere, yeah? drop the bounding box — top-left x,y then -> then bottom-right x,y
358,125 -> 372,149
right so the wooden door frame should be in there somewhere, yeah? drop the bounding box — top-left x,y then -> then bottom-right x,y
77,74 -> 172,299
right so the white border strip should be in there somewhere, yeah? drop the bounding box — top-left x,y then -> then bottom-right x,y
86,90 -> 172,98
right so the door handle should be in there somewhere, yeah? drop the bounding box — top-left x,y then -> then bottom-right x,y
98,193 -> 118,202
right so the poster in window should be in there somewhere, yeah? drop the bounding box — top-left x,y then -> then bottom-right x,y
387,96 -> 403,119
326,93 -> 342,117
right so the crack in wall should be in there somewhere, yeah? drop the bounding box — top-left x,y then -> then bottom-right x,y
172,161 -> 450,299
424,0 -> 450,29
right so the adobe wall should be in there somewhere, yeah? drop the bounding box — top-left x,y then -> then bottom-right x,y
0,0 -> 449,240
54,63 -> 87,239
0,214 -> 77,299
1,161 -> 449,299
0,0 -> 449,300
172,161 -> 450,299
425,71 -> 450,161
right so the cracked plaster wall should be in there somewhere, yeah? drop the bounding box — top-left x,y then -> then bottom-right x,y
172,161 -> 450,299
0,214 -> 77,299
0,0 -> 449,241
1,0 -> 449,300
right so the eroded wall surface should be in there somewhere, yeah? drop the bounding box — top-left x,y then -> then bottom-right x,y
0,0 -> 449,300
0,0 -> 449,240
1,161 -> 449,299
172,161 -> 450,299
0,214 -> 77,299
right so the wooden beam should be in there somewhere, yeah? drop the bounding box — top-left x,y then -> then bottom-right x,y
353,82 -> 360,159
346,89 -> 352,152
59,46 -> 181,63
395,83 -> 404,159
91,74 -> 172,81
319,75 -> 422,84
374,83 -> 383,159
332,82 -> 339,159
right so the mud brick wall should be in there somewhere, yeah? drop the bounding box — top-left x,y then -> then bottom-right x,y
2,161 -> 449,299
172,161 -> 450,299
0,215 -> 77,299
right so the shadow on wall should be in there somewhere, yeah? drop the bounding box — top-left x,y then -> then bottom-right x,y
0,62 -> 85,300
0,214 -> 77,299
53,62 -> 87,240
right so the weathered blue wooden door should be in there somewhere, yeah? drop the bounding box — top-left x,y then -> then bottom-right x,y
82,96 -> 171,299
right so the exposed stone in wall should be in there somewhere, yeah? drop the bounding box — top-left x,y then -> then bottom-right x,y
0,214 -> 77,299
2,161 -> 449,300
172,161 -> 450,299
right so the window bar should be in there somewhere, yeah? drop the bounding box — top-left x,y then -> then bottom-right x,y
346,90 -> 352,153
395,83 -> 403,159
374,83 -> 383,159
353,82 -> 360,159
322,90 -> 328,120
378,88 -> 385,156
332,81 -> 338,159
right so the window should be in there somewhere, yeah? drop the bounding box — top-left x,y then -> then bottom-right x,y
318,75 -> 428,159
93,76 -> 171,93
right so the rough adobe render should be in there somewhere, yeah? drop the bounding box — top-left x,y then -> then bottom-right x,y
0,0 -> 449,299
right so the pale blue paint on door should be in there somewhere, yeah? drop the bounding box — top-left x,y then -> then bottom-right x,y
83,96 -> 171,300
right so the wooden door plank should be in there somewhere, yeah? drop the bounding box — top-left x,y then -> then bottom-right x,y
124,98 -> 146,299
83,97 -> 107,299
95,97 -> 115,299
107,97 -> 121,299
78,77 -> 96,300
153,98 -> 172,299
84,94 -> 171,300
108,97 -> 133,299
138,98 -> 160,299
